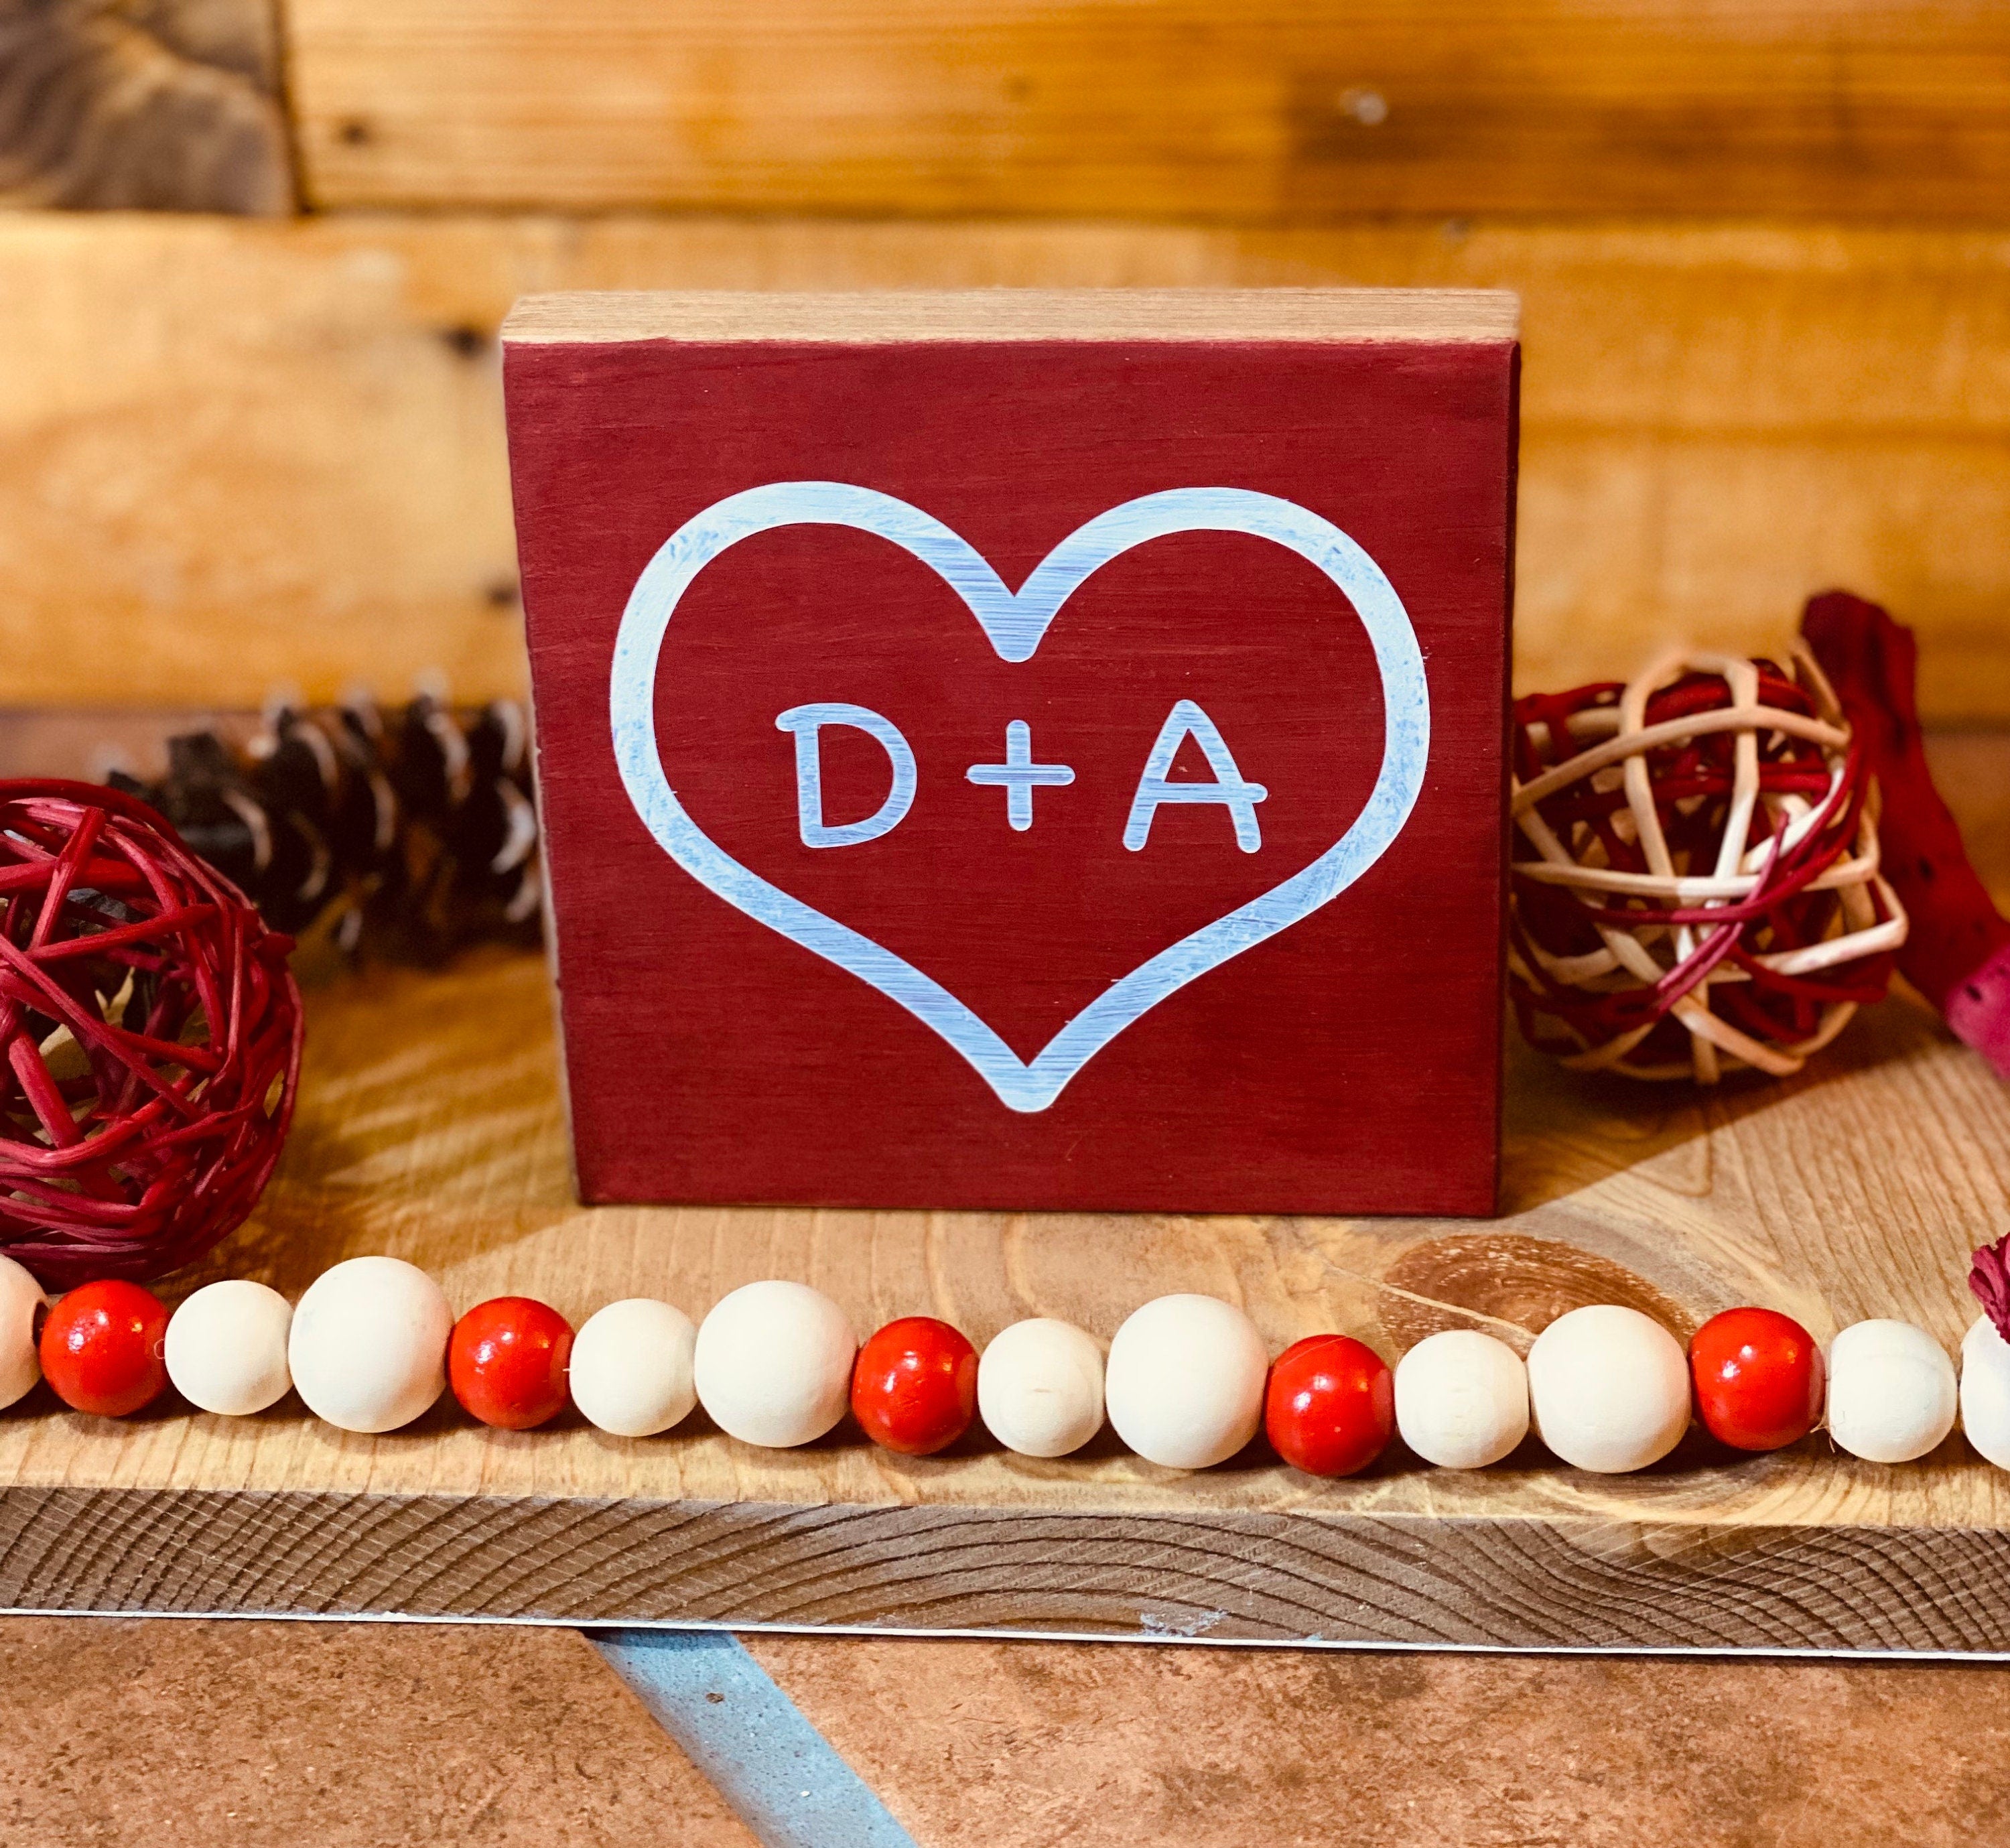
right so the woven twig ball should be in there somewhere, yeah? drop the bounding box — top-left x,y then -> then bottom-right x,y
0,781 -> 302,1285
1509,648 -> 1907,1082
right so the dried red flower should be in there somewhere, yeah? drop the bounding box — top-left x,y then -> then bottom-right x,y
1970,1235 -> 2010,1344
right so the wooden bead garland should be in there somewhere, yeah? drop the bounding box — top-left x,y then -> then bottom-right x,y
570,1298 -> 697,1438
1393,1329 -> 1528,1469
1510,648 -> 1906,1081
40,1277 -> 170,1416
1688,1306 -> 1825,1451
1105,1294 -> 1268,1470
29,1254 -> 2010,1489
976,1317 -> 1105,1458
164,1278 -> 292,1416
1960,1317 -> 2010,1472
1958,1234 -> 2010,1469
449,1296 -> 575,1430
287,1255 -> 452,1434
693,1279 -> 855,1448
1264,1334 -> 1393,1478
1526,1304 -> 1690,1473
1825,1319 -> 1958,1463
0,1254 -> 44,1410
850,1315 -> 979,1457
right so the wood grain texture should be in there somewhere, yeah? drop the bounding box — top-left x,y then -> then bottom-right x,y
5,213 -> 2010,716
0,829 -> 2007,1642
283,0 -> 2010,221
0,0 -> 292,212
11,1486 -> 2010,1649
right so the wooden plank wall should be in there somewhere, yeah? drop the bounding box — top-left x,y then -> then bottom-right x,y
1,3 -> 2007,718
284,0 -> 2010,220
0,1 -> 291,212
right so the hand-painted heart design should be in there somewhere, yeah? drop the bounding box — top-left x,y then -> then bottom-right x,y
610,482 -> 1429,1112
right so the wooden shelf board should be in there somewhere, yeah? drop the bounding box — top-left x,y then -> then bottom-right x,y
3,944 -> 2009,1647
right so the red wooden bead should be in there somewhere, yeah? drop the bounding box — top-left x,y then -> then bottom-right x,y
39,1279 -> 169,1417
449,1296 -> 575,1430
850,1316 -> 978,1456
1688,1307 -> 1825,1452
1264,1333 -> 1394,1477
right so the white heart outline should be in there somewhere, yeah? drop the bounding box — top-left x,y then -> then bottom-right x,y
609,482 -> 1430,1112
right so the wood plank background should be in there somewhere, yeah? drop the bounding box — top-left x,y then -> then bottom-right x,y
0,0 -> 291,213
1,2 -> 2008,718
283,0 -> 2010,220
5,213 -> 2010,718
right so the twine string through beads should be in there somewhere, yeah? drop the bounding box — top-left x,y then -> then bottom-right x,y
1509,647 -> 1909,1082
0,781 -> 302,1285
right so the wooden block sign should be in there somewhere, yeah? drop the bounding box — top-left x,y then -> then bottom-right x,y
503,291 -> 1518,1215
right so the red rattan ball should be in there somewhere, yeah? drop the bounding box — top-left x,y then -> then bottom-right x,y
1509,649 -> 1906,1083
0,781 -> 302,1286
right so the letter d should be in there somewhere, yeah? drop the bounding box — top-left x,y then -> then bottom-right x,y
775,703 -> 917,848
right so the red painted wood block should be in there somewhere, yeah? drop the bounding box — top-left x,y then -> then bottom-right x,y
503,291 -> 1518,1215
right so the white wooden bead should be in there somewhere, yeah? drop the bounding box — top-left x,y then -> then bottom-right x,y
1960,1315 -> 2010,1471
1104,1294 -> 1268,1471
165,1279 -> 293,1416
693,1280 -> 855,1448
1526,1304 -> 1689,1473
977,1318 -> 1105,1458
0,1254 -> 44,1411
287,1256 -> 453,1434
1393,1329 -> 1530,1469
1828,1318 -> 1956,1463
571,1298 -> 698,1438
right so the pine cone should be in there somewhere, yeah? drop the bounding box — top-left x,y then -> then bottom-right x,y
109,696 -> 541,962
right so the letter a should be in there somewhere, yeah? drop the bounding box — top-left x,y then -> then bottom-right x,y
775,703 -> 917,848
1122,700 -> 1268,854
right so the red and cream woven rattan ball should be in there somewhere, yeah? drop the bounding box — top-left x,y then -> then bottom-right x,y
1509,648 -> 1907,1082
0,781 -> 302,1286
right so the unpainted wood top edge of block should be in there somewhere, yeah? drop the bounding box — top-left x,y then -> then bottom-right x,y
500,288 -> 1522,346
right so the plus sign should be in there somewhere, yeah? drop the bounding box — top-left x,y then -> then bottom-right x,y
965,720 -> 1076,832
